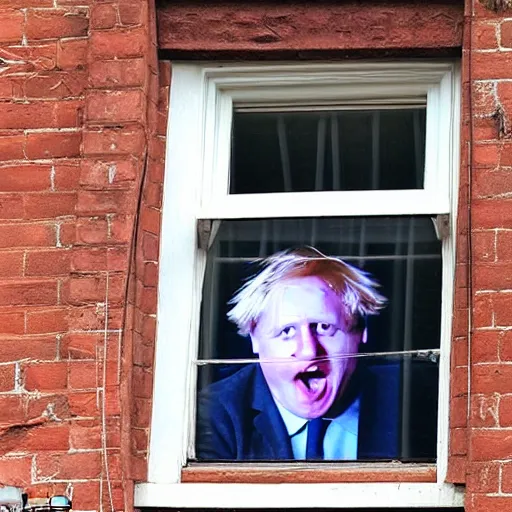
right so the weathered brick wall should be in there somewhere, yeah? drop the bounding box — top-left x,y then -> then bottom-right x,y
463,1 -> 512,510
0,1 -> 167,510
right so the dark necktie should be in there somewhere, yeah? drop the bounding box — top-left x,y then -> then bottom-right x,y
305,418 -> 329,459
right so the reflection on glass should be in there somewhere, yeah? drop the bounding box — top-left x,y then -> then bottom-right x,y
195,353 -> 439,462
195,241 -> 440,462
230,108 -> 426,194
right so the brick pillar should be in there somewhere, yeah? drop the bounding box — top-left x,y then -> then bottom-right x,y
465,0 -> 512,510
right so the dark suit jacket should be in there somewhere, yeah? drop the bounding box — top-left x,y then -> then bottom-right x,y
196,363 -> 400,461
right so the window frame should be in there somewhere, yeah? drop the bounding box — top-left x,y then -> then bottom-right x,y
135,61 -> 463,509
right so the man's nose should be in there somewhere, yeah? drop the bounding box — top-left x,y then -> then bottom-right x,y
296,325 -> 319,359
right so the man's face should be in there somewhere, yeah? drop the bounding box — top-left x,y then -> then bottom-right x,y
250,276 -> 365,419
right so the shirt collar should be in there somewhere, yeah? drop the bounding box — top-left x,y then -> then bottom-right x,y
275,397 -> 361,437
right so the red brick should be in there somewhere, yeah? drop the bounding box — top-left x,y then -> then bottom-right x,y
474,263 -> 512,290
80,159 -> 138,189
472,143 -> 500,168
68,361 -> 97,389
0,224 -> 55,249
143,182 -> 162,209
0,251 -> 23,277
61,332 -> 108,360
67,305 -> 123,331
143,261 -> 158,287
0,395 -> 26,424
472,230 -> 495,263
497,230 -> 512,262
77,190 -> 134,215
502,20 -> 512,48
70,481 -> 100,511
68,391 -> 98,417
0,195 -> 24,219
449,427 -> 467,456
0,134 -> 25,160
474,21 -> 499,49
0,101 -> 80,130
89,59 -> 145,88
24,193 -> 77,219
83,126 -> 145,156
500,395 -> 512,427
0,11 -> 24,43
54,164 -> 80,191
0,336 -> 57,363
0,165 -> 51,192
499,330 -> 512,360
25,131 -> 81,159
25,71 -> 87,99
86,89 -> 144,123
72,247 -> 107,271
26,249 -> 71,276
492,293 -> 512,326
57,38 -> 87,70
119,2 -> 145,25
76,217 -> 108,245
90,28 -> 146,59
466,461 -> 500,493
26,393 -> 70,421
90,3 -> 117,29
64,274 -> 124,305
142,232 -> 159,260
470,393 -> 499,428
469,495 -> 512,512
147,159 -> 164,183
60,221 -> 76,246
0,311 -> 25,335
473,292 -> 493,328
471,330 -> 499,363
108,246 -> 129,271
0,363 -> 15,391
140,205 -> 160,235
474,169 -> 512,199
470,429 -> 512,461
0,457 -> 32,486
110,214 -> 133,243
0,279 -> 58,306
24,361 -> 67,391
26,308 -> 68,334
472,364 -> 512,394
26,9 -> 88,40
472,52 -> 512,80
473,199 -> 512,230
70,420 -> 101,450
133,396 -> 151,427
133,367 -> 153,399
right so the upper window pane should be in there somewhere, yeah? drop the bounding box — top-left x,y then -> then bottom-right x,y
230,108 -> 426,194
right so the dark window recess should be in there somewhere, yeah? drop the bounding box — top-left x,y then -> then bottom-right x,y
230,108 -> 426,194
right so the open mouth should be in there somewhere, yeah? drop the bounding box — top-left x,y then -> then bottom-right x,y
296,364 -> 327,393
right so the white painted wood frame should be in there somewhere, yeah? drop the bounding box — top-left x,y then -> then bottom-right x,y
138,61 -> 462,508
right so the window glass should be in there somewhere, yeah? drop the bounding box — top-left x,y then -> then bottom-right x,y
194,217 -> 441,462
230,108 -> 426,194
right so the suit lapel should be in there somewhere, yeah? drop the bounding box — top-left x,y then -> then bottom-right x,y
252,366 -> 294,459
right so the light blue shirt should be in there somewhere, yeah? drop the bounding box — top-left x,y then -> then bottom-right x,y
275,398 -> 360,460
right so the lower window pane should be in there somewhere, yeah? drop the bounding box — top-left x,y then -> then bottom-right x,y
194,217 -> 442,462
195,353 -> 439,462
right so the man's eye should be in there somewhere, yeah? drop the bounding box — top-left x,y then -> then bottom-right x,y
280,326 -> 296,339
315,323 -> 336,336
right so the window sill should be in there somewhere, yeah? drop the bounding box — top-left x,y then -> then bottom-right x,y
134,481 -> 465,509
182,462 -> 437,483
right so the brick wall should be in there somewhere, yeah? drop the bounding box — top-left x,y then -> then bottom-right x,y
0,0 -> 511,511
0,1 -> 167,511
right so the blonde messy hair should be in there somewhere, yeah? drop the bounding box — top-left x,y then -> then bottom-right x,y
227,247 -> 387,336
